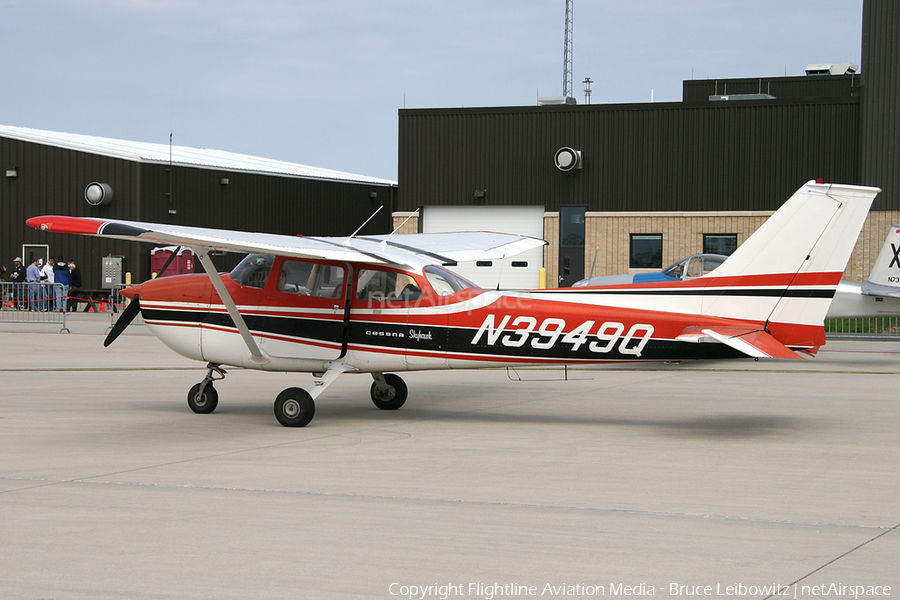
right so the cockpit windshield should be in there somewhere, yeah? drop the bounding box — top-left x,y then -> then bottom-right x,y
424,265 -> 477,296
230,254 -> 275,288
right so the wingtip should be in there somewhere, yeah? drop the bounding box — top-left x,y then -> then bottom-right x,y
26,215 -> 106,235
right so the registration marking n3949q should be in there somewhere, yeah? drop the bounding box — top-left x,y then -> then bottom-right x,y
470,314 -> 654,356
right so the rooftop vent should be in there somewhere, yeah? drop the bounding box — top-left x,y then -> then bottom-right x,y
709,94 -> 776,102
538,96 -> 577,106
805,63 -> 859,76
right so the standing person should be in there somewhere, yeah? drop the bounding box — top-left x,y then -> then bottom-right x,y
67,258 -> 82,312
52,256 -> 70,312
40,258 -> 54,311
25,257 -> 41,311
0,265 -> 7,309
10,258 -> 26,309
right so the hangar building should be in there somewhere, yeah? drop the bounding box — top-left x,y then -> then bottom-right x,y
0,126 -> 396,290
396,0 -> 899,288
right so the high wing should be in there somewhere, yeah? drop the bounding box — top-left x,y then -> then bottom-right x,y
25,215 -> 546,268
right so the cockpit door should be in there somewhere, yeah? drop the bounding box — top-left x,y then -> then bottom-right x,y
350,267 -> 451,370
255,258 -> 350,360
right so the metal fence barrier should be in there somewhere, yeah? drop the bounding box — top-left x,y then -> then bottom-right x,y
825,318 -> 900,340
0,281 -> 70,333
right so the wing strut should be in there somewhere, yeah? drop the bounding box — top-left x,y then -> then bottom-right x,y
194,248 -> 269,365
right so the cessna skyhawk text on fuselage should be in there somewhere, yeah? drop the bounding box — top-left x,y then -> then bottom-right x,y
28,181 -> 880,427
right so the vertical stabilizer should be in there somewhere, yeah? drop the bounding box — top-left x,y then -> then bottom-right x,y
863,224 -> 900,290
701,181 -> 880,348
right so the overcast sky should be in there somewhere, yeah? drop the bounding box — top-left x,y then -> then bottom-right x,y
1,0 -> 863,181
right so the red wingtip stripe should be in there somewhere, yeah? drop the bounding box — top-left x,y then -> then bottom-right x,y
26,216 -> 107,235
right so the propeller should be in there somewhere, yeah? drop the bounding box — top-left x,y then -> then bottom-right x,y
104,295 -> 140,347
103,245 -> 182,347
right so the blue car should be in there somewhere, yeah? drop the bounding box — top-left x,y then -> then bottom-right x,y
572,254 -> 729,287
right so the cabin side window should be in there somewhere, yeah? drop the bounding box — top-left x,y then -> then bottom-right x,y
230,254 -> 274,289
278,260 -> 345,299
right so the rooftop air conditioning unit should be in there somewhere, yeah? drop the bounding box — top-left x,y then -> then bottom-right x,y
805,63 -> 859,76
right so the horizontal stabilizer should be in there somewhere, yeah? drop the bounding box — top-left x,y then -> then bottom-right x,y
860,282 -> 900,299
677,327 -> 802,360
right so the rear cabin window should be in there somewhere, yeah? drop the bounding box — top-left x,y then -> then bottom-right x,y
230,254 -> 274,289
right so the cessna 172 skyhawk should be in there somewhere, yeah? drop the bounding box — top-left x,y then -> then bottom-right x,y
28,181 -> 879,427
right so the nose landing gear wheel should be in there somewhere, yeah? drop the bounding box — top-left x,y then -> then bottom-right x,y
370,373 -> 408,410
274,387 -> 315,427
188,382 -> 219,414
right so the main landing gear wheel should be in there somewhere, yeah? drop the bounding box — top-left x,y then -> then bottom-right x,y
370,373 -> 408,410
187,382 -> 219,414
274,387 -> 315,427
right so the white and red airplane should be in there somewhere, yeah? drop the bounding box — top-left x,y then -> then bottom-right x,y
28,180 -> 879,427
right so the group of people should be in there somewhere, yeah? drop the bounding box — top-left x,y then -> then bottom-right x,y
3,256 -> 82,312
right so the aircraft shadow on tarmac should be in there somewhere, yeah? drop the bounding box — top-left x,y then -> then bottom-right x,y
144,399 -> 812,440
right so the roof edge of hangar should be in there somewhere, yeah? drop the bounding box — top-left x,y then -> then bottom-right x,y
0,124 -> 396,186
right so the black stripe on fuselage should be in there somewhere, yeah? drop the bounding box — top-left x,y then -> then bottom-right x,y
142,307 -> 746,362
143,308 -> 344,343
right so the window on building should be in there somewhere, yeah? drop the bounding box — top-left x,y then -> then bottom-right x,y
630,234 -> 663,269
703,234 -> 738,256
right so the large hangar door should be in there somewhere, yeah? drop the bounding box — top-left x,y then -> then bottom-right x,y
421,206 -> 545,289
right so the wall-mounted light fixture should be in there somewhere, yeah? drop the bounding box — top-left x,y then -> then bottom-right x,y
474,189 -> 487,202
5,168 -> 17,178
554,147 -> 582,172
220,177 -> 230,185
84,182 -> 113,205
369,191 -> 378,200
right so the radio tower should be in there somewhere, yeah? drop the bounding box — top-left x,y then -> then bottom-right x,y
563,0 -> 574,98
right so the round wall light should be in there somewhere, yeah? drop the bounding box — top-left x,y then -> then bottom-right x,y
554,147 -> 582,172
85,182 -> 113,206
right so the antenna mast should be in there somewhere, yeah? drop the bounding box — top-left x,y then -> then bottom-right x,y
563,0 -> 573,98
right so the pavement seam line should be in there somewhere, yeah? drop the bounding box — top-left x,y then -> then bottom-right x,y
763,521 -> 900,599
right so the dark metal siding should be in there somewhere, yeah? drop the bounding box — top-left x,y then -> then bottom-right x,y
860,0 -> 900,209
1,136 -> 395,288
683,75 -> 861,102
399,99 -> 861,213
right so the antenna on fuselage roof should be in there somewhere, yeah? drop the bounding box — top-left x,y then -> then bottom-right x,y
343,205 -> 384,246
380,208 -> 421,246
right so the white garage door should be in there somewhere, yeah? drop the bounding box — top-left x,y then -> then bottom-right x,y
421,205 -> 545,290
